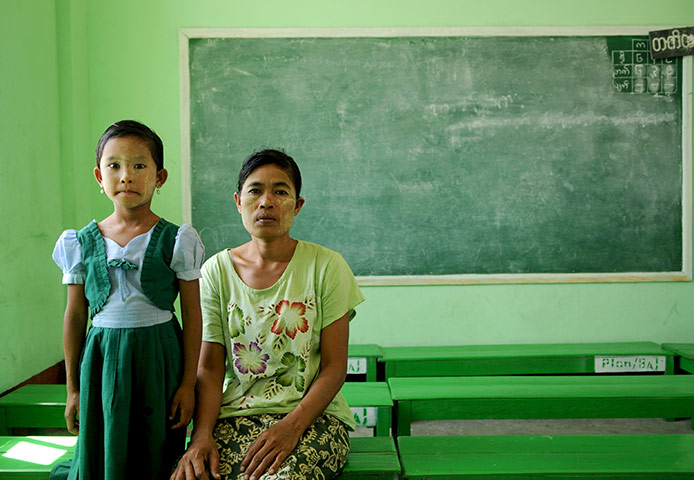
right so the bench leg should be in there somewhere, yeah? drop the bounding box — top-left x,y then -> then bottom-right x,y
0,408 -> 8,435
375,407 -> 391,437
395,401 -> 412,437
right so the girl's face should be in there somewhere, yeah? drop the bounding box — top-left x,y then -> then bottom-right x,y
234,164 -> 305,241
94,136 -> 167,212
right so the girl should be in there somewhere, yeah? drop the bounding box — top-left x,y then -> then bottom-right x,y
51,120 -> 204,480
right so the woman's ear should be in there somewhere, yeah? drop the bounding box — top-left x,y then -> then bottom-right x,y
294,196 -> 305,215
234,192 -> 242,213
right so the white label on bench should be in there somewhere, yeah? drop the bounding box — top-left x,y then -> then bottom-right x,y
594,355 -> 666,372
347,357 -> 367,374
351,407 -> 378,427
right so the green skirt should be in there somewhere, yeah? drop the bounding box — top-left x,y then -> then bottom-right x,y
213,413 -> 350,480
50,319 -> 186,480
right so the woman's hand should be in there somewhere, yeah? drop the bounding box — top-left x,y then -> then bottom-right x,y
170,435 -> 221,480
64,390 -> 80,435
240,417 -> 302,480
170,384 -> 195,430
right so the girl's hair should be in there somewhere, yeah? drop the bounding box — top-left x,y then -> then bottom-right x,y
237,149 -> 302,198
96,120 -> 164,170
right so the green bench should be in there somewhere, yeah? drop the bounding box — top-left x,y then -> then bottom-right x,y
341,382 -> 392,437
380,342 -> 674,379
0,386 -> 65,435
347,344 -> 383,382
0,436 -> 399,479
337,437 -> 400,479
397,434 -> 694,479
389,375 -> 694,436
0,382 -> 393,437
663,343 -> 694,374
0,436 -> 75,479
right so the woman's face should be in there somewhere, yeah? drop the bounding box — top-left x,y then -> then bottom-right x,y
234,164 -> 305,241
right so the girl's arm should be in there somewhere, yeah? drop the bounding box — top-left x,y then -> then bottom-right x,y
170,341 -> 226,480
241,313 -> 350,479
170,279 -> 203,429
63,284 -> 89,435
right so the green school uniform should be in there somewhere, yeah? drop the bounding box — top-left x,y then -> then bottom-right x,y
51,220 -> 202,480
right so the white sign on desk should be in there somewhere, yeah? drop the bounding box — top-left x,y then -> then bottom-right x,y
347,357 -> 367,375
594,355 -> 666,373
351,407 -> 378,427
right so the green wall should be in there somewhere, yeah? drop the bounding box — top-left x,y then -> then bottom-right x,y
1,1 -> 64,392
2,0 -> 693,391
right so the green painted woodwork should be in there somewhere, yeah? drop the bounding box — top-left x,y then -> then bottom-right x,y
397,434 -> 694,479
0,435 -> 399,479
341,382 -> 392,437
662,344 -> 694,360
0,383 -> 394,436
348,344 -> 383,382
381,342 -> 674,378
341,382 -> 392,407
338,437 -> 400,479
389,375 -> 694,436
0,386 -> 66,435
0,436 -> 75,479
663,344 -> 694,374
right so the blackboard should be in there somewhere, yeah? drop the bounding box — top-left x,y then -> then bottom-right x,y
180,29 -> 692,284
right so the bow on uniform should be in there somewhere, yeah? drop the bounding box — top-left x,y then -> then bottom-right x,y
107,259 -> 139,271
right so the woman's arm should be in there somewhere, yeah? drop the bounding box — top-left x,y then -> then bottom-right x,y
63,284 -> 89,435
170,279 -> 203,429
241,312 -> 350,479
170,341 -> 226,480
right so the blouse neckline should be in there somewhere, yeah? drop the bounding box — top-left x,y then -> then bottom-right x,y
226,240 -> 302,293
92,219 -> 161,249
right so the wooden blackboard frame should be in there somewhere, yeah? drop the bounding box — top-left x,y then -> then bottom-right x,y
179,27 -> 693,286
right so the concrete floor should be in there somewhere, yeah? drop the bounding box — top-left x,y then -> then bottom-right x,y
351,418 -> 694,437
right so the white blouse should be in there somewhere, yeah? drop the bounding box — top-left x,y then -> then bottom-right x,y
52,222 -> 205,328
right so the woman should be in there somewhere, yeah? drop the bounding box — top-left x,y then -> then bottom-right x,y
172,149 -> 364,480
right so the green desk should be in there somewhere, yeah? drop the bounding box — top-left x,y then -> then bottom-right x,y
0,382 -> 393,437
662,343 -> 694,374
398,434 -> 694,479
347,344 -> 383,382
389,375 -> 694,436
380,342 -> 673,379
340,382 -> 392,437
0,386 -> 65,435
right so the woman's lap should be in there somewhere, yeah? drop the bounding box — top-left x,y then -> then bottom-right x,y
214,413 -> 350,480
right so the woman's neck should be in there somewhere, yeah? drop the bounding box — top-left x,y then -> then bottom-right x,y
230,237 -> 298,290
246,236 -> 297,264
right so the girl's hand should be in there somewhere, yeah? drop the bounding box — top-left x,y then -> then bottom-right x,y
170,384 -> 195,430
65,390 -> 80,435
240,418 -> 302,480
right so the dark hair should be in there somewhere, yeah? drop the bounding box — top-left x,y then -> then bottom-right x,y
95,120 -> 164,170
237,149 -> 302,198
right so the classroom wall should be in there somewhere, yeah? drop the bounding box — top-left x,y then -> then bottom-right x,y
0,1 -> 65,392
3,0 -> 693,391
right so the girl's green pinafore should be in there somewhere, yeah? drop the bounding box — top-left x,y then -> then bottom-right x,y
51,220 -> 188,480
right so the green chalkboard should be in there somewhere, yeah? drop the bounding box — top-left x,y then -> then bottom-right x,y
184,32 -> 689,281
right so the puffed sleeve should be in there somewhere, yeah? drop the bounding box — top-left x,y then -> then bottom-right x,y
52,230 -> 85,284
170,224 -> 205,281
